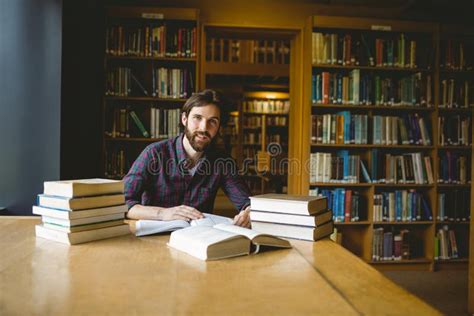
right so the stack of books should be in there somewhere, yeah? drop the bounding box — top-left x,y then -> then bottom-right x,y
249,194 -> 333,241
34,179 -> 130,245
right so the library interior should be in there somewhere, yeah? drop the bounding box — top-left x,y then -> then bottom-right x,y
1,0 -> 474,314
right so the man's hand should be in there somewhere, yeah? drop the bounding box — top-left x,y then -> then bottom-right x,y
233,206 -> 251,228
158,205 -> 204,221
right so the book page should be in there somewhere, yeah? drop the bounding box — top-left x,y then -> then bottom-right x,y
135,213 -> 232,237
135,219 -> 190,237
172,225 -> 241,247
214,223 -> 292,250
190,213 -> 233,227
213,223 -> 263,240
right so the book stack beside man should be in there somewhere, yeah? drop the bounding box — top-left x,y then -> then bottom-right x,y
249,194 -> 333,241
33,179 -> 130,244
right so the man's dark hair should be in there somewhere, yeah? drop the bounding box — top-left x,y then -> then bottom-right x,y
181,89 -> 229,126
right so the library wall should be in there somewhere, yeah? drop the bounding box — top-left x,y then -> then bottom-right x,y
0,0 -> 62,215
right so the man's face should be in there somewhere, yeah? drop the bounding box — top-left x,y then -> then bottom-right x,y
182,104 -> 221,152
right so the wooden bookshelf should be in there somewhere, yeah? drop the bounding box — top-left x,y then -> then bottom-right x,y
437,24 -> 474,272
299,16 -> 473,271
236,93 -> 290,195
101,7 -> 200,179
202,25 -> 292,196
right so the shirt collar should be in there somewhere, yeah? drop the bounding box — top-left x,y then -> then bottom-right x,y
176,133 -> 188,163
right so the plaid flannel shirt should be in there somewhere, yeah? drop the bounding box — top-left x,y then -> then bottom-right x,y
123,134 -> 251,213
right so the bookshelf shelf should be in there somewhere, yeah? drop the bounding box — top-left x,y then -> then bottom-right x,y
312,64 -> 432,73
205,61 -> 289,77
373,183 -> 434,188
105,55 -> 197,62
369,258 -> 432,265
309,183 -> 371,187
438,107 -> 473,113
435,258 -> 469,263
105,96 -> 188,102
243,126 -> 262,130
243,112 -> 289,116
312,104 -> 435,111
437,146 -> 472,150
437,184 -> 471,188
334,221 -> 371,226
373,221 -> 434,225
436,221 -> 470,225
440,69 -> 474,74
310,144 -> 434,149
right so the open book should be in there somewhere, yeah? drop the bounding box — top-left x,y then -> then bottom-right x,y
168,224 -> 292,261
135,213 -> 233,237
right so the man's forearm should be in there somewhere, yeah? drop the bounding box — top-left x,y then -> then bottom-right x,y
126,204 -> 165,220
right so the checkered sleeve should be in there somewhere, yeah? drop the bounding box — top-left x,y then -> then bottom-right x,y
123,145 -> 154,209
219,157 -> 251,211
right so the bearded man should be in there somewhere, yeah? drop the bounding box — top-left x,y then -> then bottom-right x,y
124,89 -> 251,227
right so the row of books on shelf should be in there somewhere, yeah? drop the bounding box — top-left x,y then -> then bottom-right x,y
105,67 -> 194,99
312,113 -> 368,144
440,40 -> 474,71
307,189 -> 471,223
310,151 -> 435,185
104,148 -> 129,179
242,116 -> 289,127
435,226 -> 463,260
312,32 -> 431,69
310,152 -> 365,183
106,108 -> 149,138
371,151 -> 433,185
266,116 -> 288,126
311,189 -> 363,222
241,133 -> 287,145
243,133 -> 261,144
206,38 -> 290,65
438,152 -> 470,184
34,179 -> 130,244
105,24 -> 197,58
439,79 -> 473,108
105,108 -> 181,139
373,226 -> 468,262
242,99 -> 290,114
311,113 -> 432,146
438,190 -> 471,221
372,228 -> 416,261
438,115 -> 471,146
312,70 -> 433,107
373,190 -> 432,222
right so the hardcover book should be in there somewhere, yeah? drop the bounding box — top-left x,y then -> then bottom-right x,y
168,224 -> 291,261
43,179 -> 124,198
249,194 -> 328,216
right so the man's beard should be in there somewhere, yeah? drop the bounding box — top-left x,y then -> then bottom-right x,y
184,125 -> 213,152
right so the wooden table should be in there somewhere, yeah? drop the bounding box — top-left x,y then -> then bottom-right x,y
0,217 -> 440,315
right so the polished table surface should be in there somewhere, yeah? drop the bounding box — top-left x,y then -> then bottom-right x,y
0,217 -> 440,315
